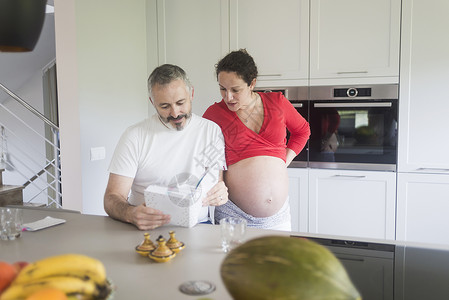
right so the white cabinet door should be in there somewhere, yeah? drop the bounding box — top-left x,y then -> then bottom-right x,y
397,173 -> 449,245
287,168 -> 309,233
156,0 -> 229,114
309,0 -> 401,85
397,0 -> 449,174
229,0 -> 309,86
309,169 -> 396,240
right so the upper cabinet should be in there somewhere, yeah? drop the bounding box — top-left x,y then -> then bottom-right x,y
155,0 -> 229,114
309,0 -> 401,85
229,0 -> 310,87
153,0 -> 403,109
397,0 -> 449,174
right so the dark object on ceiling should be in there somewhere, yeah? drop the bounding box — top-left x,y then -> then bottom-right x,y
0,0 -> 47,52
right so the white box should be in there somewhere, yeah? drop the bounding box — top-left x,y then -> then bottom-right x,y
144,184 -> 203,228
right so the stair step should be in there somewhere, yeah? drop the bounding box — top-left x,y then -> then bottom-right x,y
0,184 -> 24,206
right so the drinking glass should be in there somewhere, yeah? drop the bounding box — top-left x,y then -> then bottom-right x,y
0,208 -> 23,240
220,217 -> 247,252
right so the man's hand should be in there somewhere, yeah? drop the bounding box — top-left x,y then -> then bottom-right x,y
104,173 -> 170,230
130,204 -> 171,230
202,180 -> 228,206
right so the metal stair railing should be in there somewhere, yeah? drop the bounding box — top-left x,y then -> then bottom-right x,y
0,83 -> 58,131
0,82 -> 62,208
0,126 -> 61,205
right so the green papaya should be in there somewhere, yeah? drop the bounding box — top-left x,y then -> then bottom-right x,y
220,236 -> 361,300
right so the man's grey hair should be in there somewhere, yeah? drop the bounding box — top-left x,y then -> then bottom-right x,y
147,64 -> 193,98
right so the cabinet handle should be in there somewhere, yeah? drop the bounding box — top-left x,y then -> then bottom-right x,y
332,175 -> 366,179
336,71 -> 368,74
337,257 -> 365,263
292,103 -> 303,108
258,74 -> 282,77
416,168 -> 449,172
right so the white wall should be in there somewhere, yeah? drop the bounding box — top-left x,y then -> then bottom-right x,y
55,0 -> 150,214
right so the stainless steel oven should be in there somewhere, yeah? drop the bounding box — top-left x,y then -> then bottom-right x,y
255,84 -> 398,171
308,85 -> 398,171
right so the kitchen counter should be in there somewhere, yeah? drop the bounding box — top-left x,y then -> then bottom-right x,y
0,208 -> 284,299
2,208 -> 449,300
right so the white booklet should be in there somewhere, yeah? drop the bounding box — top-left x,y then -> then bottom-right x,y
144,184 -> 203,228
23,216 -> 66,231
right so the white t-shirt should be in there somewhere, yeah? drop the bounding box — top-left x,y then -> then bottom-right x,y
108,113 -> 226,222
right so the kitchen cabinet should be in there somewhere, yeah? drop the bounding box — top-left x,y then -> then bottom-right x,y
287,168 -> 309,232
329,245 -> 394,300
229,0 -> 309,87
397,173 -> 449,245
309,0 -> 401,85
308,169 -> 396,240
395,0 -> 449,246
155,0 -> 229,114
397,0 -> 449,174
155,0 -> 403,96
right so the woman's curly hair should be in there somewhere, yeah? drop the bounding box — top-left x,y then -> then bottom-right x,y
215,49 -> 258,86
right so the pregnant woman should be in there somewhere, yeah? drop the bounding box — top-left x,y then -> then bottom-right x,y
203,49 -> 310,230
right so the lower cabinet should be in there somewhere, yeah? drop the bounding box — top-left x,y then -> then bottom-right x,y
396,172 -> 449,245
287,168 -> 309,233
328,245 -> 394,300
308,169 -> 396,240
288,168 -> 396,240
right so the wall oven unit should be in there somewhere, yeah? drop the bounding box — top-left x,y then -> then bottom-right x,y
256,84 -> 398,171
308,85 -> 398,171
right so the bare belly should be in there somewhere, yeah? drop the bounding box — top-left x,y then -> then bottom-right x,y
224,156 -> 289,218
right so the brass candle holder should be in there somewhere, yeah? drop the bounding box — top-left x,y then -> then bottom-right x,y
135,232 -> 156,257
166,230 -> 185,253
148,235 -> 176,263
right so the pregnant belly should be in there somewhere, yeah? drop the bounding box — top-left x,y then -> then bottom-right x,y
224,156 -> 289,218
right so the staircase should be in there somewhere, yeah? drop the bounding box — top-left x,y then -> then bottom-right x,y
0,166 -> 24,206
1,80 -> 62,208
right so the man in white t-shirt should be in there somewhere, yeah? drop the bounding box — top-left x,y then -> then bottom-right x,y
104,64 -> 228,230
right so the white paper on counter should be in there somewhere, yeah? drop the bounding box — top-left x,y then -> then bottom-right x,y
23,216 -> 66,231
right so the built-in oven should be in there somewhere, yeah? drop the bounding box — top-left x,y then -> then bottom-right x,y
254,86 -> 309,167
255,84 -> 398,171
308,85 -> 398,171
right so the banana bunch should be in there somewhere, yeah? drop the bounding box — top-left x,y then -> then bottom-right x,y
0,254 -> 111,300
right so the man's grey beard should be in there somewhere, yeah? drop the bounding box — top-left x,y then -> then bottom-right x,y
160,112 -> 192,131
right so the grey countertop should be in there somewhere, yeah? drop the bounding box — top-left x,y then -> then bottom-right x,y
0,208 -> 284,299
2,208 -> 449,300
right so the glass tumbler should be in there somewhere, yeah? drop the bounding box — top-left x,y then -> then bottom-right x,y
220,217 -> 247,253
0,207 -> 23,240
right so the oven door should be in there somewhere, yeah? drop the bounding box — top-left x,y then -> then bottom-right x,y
308,100 -> 398,171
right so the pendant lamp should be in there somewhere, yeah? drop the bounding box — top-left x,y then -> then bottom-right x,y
0,0 -> 47,52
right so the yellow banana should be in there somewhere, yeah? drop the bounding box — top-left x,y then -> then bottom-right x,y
12,254 -> 106,286
0,276 -> 104,300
